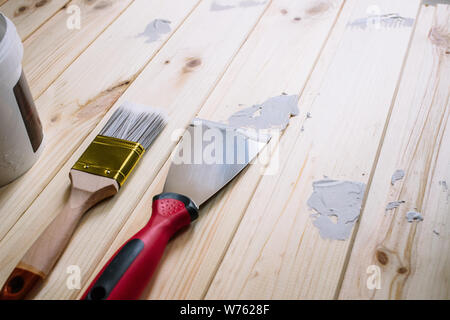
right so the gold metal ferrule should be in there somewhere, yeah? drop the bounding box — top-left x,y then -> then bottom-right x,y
72,135 -> 145,187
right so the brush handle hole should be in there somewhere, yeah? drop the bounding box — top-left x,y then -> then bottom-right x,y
7,276 -> 24,294
89,286 -> 107,300
0,268 -> 42,300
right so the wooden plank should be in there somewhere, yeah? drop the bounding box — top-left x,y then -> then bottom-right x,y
79,0 -> 345,300
339,4 -> 450,300
23,0 -> 135,99
206,0 -> 421,299
0,0 -> 70,40
0,0 -> 200,242
0,0 -> 271,299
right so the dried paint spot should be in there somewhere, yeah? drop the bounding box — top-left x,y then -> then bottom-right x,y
391,169 -> 405,186
239,0 -> 266,8
422,0 -> 450,5
376,250 -> 389,265
210,0 -> 266,11
406,211 -> 423,223
210,1 -> 235,11
348,13 -> 414,30
439,180 -> 449,202
385,200 -> 405,212
138,19 -> 171,43
308,179 -> 366,241
280,9 -> 288,15
227,94 -> 299,130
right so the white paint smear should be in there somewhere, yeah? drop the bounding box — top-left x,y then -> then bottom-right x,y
211,0 -> 266,11
227,94 -> 299,130
138,19 -> 171,43
348,13 -> 414,29
385,200 -> 405,211
307,179 -> 366,240
406,211 -> 423,223
391,169 -> 405,185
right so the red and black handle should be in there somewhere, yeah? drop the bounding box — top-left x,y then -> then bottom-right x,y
82,193 -> 198,300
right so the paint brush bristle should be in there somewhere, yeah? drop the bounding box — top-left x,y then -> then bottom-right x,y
100,101 -> 167,149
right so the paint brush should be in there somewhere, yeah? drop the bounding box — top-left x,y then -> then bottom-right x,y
0,102 -> 167,300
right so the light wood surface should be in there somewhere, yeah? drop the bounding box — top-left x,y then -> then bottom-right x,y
206,0 -> 422,299
0,0 -> 448,300
23,0 -> 135,99
0,0 -> 70,40
339,3 -> 450,299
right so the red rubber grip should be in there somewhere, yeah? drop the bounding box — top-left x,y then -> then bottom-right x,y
82,193 -> 197,300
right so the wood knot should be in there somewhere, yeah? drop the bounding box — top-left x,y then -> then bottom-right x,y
182,58 -> 202,73
293,17 -> 302,22
376,250 -> 389,265
164,60 -> 170,64
306,1 -> 331,16
397,267 -> 408,274
50,114 -> 60,123
280,9 -> 288,15
94,1 -> 111,10
106,80 -> 130,92
35,0 -> 49,8
14,6 -> 28,17
186,58 -> 201,68
428,27 -> 450,50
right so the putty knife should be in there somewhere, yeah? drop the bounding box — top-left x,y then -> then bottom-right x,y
82,119 -> 270,300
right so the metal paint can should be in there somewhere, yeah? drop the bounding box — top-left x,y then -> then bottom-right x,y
0,13 -> 44,187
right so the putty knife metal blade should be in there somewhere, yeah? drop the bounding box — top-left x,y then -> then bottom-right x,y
164,118 -> 271,206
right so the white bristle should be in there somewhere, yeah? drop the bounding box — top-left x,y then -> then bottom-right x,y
99,101 -> 167,149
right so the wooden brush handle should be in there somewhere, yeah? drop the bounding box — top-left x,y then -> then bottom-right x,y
0,170 -> 119,300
